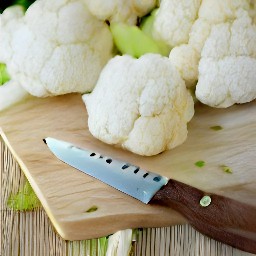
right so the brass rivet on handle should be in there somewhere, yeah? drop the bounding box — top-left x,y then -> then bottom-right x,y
200,195 -> 211,207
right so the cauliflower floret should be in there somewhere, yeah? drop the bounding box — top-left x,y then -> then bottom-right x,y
0,0 -> 113,97
169,45 -> 199,87
152,0 -> 201,48
83,54 -> 194,156
169,0 -> 253,87
196,10 -> 256,107
0,6 -> 24,63
85,0 -> 156,25
106,229 -> 133,256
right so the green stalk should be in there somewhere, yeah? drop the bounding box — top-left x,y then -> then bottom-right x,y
0,63 -> 11,86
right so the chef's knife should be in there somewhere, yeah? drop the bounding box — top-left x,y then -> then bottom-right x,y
44,137 -> 256,253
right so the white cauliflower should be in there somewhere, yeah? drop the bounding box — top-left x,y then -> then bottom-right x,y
169,0 -> 253,87
83,54 -> 194,156
196,10 -> 256,107
152,0 -> 201,48
85,0 -> 156,25
0,0 -> 113,98
106,229 -> 133,256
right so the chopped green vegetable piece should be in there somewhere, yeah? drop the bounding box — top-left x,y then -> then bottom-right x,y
200,195 -> 211,207
86,206 -> 98,213
195,160 -> 205,168
220,164 -> 233,174
110,22 -> 168,58
0,0 -> 35,13
140,10 -> 158,36
7,180 -> 41,211
210,125 -> 223,131
98,236 -> 108,256
140,9 -> 170,56
0,63 -> 11,86
14,0 -> 36,9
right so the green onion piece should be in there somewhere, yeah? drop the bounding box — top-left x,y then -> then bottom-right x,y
86,206 -> 98,213
195,160 -> 205,168
210,125 -> 223,131
220,165 -> 233,174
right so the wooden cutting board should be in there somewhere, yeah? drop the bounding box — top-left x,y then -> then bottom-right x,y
0,94 -> 255,241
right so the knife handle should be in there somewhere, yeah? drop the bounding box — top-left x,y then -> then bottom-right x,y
150,179 -> 256,254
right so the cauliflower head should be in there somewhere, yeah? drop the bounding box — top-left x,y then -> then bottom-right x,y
0,0 -> 113,97
85,0 -> 156,25
152,0 -> 201,48
83,54 -> 194,156
196,10 -> 256,107
169,0 -> 253,87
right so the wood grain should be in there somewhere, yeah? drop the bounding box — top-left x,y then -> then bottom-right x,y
0,94 -> 255,241
151,179 -> 256,253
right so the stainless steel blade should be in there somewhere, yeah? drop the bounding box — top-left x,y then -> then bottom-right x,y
45,137 -> 168,203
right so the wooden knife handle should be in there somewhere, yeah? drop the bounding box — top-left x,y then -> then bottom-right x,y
150,179 -> 256,254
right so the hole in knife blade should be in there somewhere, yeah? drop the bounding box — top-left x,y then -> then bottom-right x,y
99,155 -> 103,159
122,164 -> 130,170
134,168 -> 140,174
143,173 -> 149,178
90,153 -> 96,157
153,176 -> 161,182
106,159 -> 112,164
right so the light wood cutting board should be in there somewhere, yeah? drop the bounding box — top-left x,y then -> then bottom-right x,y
0,94 -> 255,241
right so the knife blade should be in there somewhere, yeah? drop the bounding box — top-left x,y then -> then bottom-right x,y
44,137 -> 256,253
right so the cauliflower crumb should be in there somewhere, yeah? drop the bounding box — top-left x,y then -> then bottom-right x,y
83,54 -> 194,156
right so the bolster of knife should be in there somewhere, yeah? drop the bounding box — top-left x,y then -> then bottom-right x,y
150,179 -> 256,254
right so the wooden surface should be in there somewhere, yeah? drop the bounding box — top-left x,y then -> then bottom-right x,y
2,137 -> 254,256
0,94 -> 255,241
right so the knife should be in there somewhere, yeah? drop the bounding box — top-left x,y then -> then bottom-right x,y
44,137 -> 256,253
